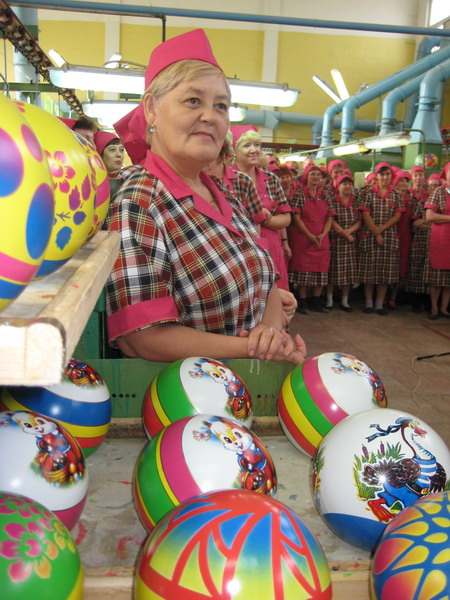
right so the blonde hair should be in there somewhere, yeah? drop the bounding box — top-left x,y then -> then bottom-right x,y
220,130 -> 234,161
145,59 -> 230,101
235,129 -> 261,150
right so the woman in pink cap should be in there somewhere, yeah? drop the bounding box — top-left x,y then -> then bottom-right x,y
427,173 -> 442,196
105,29 -> 305,364
232,126 -> 292,292
386,170 -> 412,308
326,173 -> 361,311
358,162 -> 402,315
94,131 -> 125,174
288,164 -> 335,314
325,159 -> 346,193
423,162 -> 450,319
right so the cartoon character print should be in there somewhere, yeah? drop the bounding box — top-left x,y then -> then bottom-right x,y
7,411 -> 85,486
189,358 -> 251,421
193,417 -> 276,495
355,417 -> 447,523
64,358 -> 103,387
332,354 -> 387,407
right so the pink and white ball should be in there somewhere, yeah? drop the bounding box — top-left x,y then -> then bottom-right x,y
0,410 -> 88,530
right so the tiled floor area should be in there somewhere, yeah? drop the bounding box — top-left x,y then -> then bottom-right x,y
289,294 -> 450,447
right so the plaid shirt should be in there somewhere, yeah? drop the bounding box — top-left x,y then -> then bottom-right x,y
217,165 -> 265,224
105,152 -> 275,345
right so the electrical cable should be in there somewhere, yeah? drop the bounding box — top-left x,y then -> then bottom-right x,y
409,351 -> 450,416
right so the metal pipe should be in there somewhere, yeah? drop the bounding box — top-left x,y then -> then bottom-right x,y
379,74 -> 425,136
10,0 -> 450,38
338,43 -> 450,143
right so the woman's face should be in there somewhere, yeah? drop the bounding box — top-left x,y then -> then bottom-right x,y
338,180 -> 354,196
331,164 -> 345,180
411,170 -> 425,187
395,177 -> 410,194
427,179 -> 440,194
102,142 -> 125,173
376,168 -> 392,187
306,167 -> 322,187
235,138 -> 262,169
144,72 -> 230,171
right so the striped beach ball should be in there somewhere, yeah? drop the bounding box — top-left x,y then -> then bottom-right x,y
371,490 -> 450,599
0,92 -> 54,311
15,102 -> 96,278
135,489 -> 332,600
1,358 -> 111,457
0,491 -> 84,599
278,352 -> 387,457
0,410 -> 88,530
142,357 -> 252,439
133,414 -> 277,532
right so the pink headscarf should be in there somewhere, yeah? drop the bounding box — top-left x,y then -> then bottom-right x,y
229,125 -> 258,148
327,159 -> 347,174
300,164 -> 322,186
411,165 -> 425,174
114,29 -> 222,165
94,131 -> 120,156
365,173 -> 376,184
427,173 -> 442,185
374,161 -> 394,177
335,174 -> 354,189
439,162 -> 450,181
57,117 -> 77,129
392,170 -> 411,187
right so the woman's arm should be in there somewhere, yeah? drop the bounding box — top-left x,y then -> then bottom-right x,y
262,211 -> 291,230
292,213 -> 317,244
426,208 -> 450,223
379,212 -> 401,233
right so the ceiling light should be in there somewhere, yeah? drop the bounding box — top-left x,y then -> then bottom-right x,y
49,65 -> 146,95
228,79 -> 299,107
364,133 -> 411,150
280,153 -> 308,163
82,100 -> 139,127
333,142 -> 368,156
312,75 -> 341,103
229,104 -> 247,122
331,69 -> 350,100
48,49 -> 66,67
105,52 -> 122,69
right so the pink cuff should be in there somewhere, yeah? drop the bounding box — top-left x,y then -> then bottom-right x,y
275,204 -> 292,215
108,296 -> 180,342
252,211 -> 266,225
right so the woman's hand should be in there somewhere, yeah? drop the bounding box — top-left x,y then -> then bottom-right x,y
239,324 -> 285,361
278,289 -> 297,325
262,208 -> 272,223
376,233 -> 384,246
282,241 -> 292,260
316,232 -> 327,246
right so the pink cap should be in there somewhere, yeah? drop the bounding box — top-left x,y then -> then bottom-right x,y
365,173 -> 376,184
392,170 -> 411,187
230,125 -> 258,147
411,165 -> 425,174
145,29 -> 221,89
327,159 -> 347,174
300,164 -> 321,186
439,161 -> 450,180
94,131 -> 120,156
374,161 -> 394,176
427,173 -> 441,184
58,117 -> 77,129
335,174 -> 354,189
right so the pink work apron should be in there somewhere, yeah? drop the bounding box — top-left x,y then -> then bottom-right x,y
398,194 -> 412,278
429,190 -> 450,270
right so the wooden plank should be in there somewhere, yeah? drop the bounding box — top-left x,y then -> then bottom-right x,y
0,231 -> 119,386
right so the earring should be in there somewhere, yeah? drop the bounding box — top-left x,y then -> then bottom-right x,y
147,124 -> 155,134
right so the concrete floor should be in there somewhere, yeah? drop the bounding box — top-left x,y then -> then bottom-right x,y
289,294 -> 450,447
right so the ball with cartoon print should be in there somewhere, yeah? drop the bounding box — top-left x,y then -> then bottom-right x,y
312,408 -> 450,552
371,490 -> 450,599
278,352 -> 387,457
142,357 -> 253,439
14,102 -> 95,277
72,132 -> 110,240
0,410 -> 89,530
0,358 -> 111,457
0,491 -> 84,599
0,93 -> 54,311
134,414 -> 276,532
135,489 -> 332,600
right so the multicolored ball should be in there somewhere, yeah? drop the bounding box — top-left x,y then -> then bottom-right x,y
14,102 -> 95,278
142,357 -> 252,439
134,414 -> 276,532
278,352 -> 387,457
135,489 -> 332,600
73,132 -> 110,240
371,490 -> 450,599
1,358 -> 111,457
0,410 -> 88,530
312,408 -> 450,552
0,92 -> 54,311
0,491 -> 84,599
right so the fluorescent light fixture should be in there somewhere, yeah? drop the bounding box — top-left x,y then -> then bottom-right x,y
312,75 -> 340,103
229,104 -> 247,122
48,49 -> 66,67
228,79 -> 299,107
364,133 -> 411,150
331,69 -> 350,100
49,65 -> 145,95
280,153 -> 307,163
333,142 -> 368,156
82,100 -> 139,127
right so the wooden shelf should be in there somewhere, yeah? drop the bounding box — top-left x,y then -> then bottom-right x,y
0,230 -> 120,386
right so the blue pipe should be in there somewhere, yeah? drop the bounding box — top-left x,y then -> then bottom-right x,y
312,117 -> 376,145
11,0 -> 450,37
411,58 -> 450,144
338,43 -> 450,143
379,74 -> 425,136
